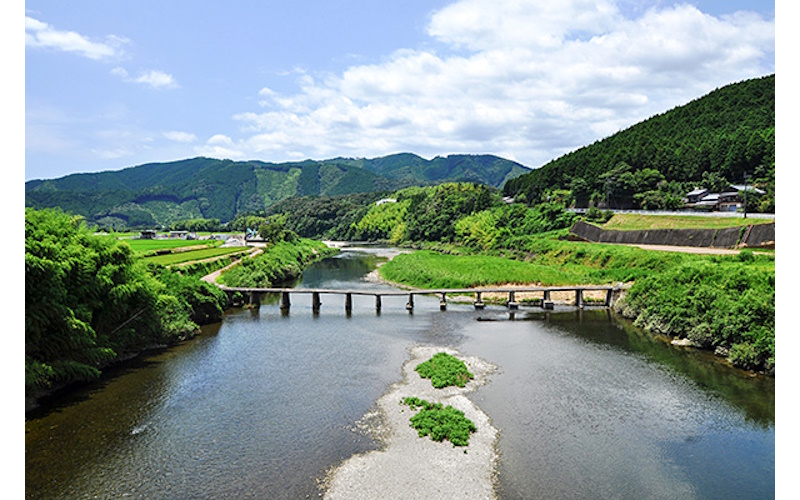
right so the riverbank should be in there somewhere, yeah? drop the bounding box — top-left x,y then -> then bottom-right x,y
323,345 -> 498,499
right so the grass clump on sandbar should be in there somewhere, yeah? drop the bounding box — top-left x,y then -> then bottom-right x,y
402,397 -> 477,447
415,352 -> 474,388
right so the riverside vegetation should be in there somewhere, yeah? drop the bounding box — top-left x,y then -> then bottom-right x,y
24,207 -> 335,403
401,352 -> 479,447
401,397 -> 477,448
415,352 -> 475,388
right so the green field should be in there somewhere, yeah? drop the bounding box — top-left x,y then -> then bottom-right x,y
144,246 -> 249,266
600,214 -> 774,231
123,239 -> 219,254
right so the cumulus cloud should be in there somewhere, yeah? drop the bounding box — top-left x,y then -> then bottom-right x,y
112,67 -> 180,89
25,16 -> 125,60
234,0 -> 774,167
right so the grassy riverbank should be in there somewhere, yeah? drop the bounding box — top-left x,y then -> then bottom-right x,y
380,233 -> 696,287
217,238 -> 338,288
379,237 -> 775,373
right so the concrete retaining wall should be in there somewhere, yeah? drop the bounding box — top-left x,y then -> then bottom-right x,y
744,222 -> 776,248
569,220 -> 775,249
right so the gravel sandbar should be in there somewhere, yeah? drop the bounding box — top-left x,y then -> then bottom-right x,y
323,345 -> 499,499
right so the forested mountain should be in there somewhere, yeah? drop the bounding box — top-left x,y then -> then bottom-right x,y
338,153 -> 528,187
503,74 -> 775,211
25,154 -> 529,229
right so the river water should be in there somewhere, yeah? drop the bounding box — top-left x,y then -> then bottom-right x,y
25,247 -> 774,499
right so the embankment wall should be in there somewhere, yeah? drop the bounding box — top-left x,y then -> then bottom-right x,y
568,220 -> 775,249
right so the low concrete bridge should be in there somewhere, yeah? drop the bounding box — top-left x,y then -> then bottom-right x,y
220,285 -> 626,313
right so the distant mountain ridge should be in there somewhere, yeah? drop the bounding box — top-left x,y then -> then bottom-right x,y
25,153 -> 529,228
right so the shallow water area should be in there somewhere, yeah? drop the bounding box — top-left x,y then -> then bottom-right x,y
25,246 -> 774,499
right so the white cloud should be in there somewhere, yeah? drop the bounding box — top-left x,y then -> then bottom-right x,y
427,0 -> 622,50
25,16 -> 124,60
134,70 -> 180,89
112,67 -> 180,89
194,134 -> 246,159
163,131 -> 198,143
232,0 -> 775,167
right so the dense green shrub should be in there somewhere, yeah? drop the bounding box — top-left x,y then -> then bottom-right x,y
455,202 -> 576,250
415,352 -> 474,388
615,258 -> 775,372
402,397 -> 477,447
25,208 -> 201,393
152,266 -> 228,325
584,207 -> 614,223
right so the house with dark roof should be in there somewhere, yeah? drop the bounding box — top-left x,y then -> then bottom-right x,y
684,185 -> 765,212
685,188 -> 709,204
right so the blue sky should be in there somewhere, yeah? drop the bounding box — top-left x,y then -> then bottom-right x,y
22,0 -> 776,181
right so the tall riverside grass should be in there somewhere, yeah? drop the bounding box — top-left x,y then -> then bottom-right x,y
379,251 -> 577,288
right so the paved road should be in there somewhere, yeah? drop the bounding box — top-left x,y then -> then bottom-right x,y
201,247 -> 263,284
617,243 -> 741,255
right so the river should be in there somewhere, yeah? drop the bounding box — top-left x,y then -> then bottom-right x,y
25,246 -> 774,499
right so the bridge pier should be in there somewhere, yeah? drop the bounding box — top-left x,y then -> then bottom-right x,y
507,291 -> 519,310
279,291 -> 291,310
345,293 -> 353,312
474,292 -> 485,310
575,289 -> 583,309
541,290 -> 554,309
439,293 -> 447,311
249,292 -> 260,308
312,292 -> 321,312
375,294 -> 382,312
605,289 -> 613,307
406,293 -> 414,311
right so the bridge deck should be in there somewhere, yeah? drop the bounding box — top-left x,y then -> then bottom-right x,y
221,284 -> 627,311
220,285 -> 622,295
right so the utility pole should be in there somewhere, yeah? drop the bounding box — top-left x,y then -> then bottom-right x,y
743,172 -> 748,219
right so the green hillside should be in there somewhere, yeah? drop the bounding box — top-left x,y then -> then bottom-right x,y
503,74 -> 775,212
25,154 -> 528,229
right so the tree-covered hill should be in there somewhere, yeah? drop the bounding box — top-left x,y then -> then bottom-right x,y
338,153 -> 529,187
503,74 -> 775,211
25,154 -> 528,229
